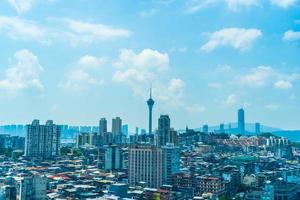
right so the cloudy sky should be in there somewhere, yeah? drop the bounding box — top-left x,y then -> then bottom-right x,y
0,0 -> 299,130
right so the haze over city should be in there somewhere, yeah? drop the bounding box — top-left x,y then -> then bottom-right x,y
0,0 -> 299,130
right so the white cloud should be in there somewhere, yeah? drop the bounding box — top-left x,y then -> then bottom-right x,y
0,16 -> 49,44
78,55 -> 106,70
184,0 -> 297,13
7,0 -> 57,14
152,78 -> 186,106
271,0 -> 297,9
283,30 -> 300,41
223,94 -> 238,106
8,0 -> 36,14
274,80 -> 293,89
185,0 -> 260,13
185,0 -> 217,13
112,48 -> 187,106
60,55 -> 105,92
0,16 -> 131,46
201,28 -> 262,52
60,18 -> 132,46
240,66 -> 274,87
113,48 -> 169,71
0,49 -> 44,96
225,0 -> 260,11
113,48 -> 169,95
239,66 -> 300,89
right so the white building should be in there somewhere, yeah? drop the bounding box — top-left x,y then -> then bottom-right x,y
128,145 -> 163,188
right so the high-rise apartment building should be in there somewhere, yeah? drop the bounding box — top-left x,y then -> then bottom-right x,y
128,145 -> 163,188
76,132 -> 98,147
99,118 -> 107,135
112,117 -> 122,143
162,143 -> 180,185
112,117 -> 122,135
157,115 -> 171,146
25,120 -> 60,160
100,145 -> 124,171
15,174 -> 47,200
170,129 -> 179,146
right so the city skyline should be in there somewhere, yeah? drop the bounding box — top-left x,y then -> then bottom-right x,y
0,0 -> 300,130
0,108 -> 288,136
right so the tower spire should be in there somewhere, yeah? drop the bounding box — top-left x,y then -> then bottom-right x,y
147,86 -> 155,135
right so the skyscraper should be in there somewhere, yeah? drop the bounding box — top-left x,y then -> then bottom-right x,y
112,117 -> 122,144
25,120 -> 60,160
162,143 -> 180,185
147,88 -> 155,135
255,123 -> 261,134
100,144 -> 124,171
99,118 -> 107,135
112,117 -> 122,135
128,144 -> 163,188
238,108 -> 245,135
157,115 -> 171,146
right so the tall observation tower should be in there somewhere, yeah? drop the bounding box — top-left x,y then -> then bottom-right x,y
147,88 -> 155,135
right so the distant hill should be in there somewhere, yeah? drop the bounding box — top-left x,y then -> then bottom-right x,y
272,130 -> 300,142
189,123 -> 281,134
181,123 -> 300,142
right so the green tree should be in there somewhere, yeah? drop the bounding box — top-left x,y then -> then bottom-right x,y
60,147 -> 72,155
219,195 -> 230,200
72,148 -> 82,157
4,148 -> 13,157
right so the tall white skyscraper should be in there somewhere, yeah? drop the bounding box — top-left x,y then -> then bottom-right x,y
128,144 -> 163,188
25,120 -> 60,160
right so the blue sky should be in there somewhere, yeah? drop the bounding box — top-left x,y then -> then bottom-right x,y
0,0 -> 300,131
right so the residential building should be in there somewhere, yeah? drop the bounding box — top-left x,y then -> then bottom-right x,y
162,143 -> 180,185
128,144 -> 163,188
25,120 -> 60,160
